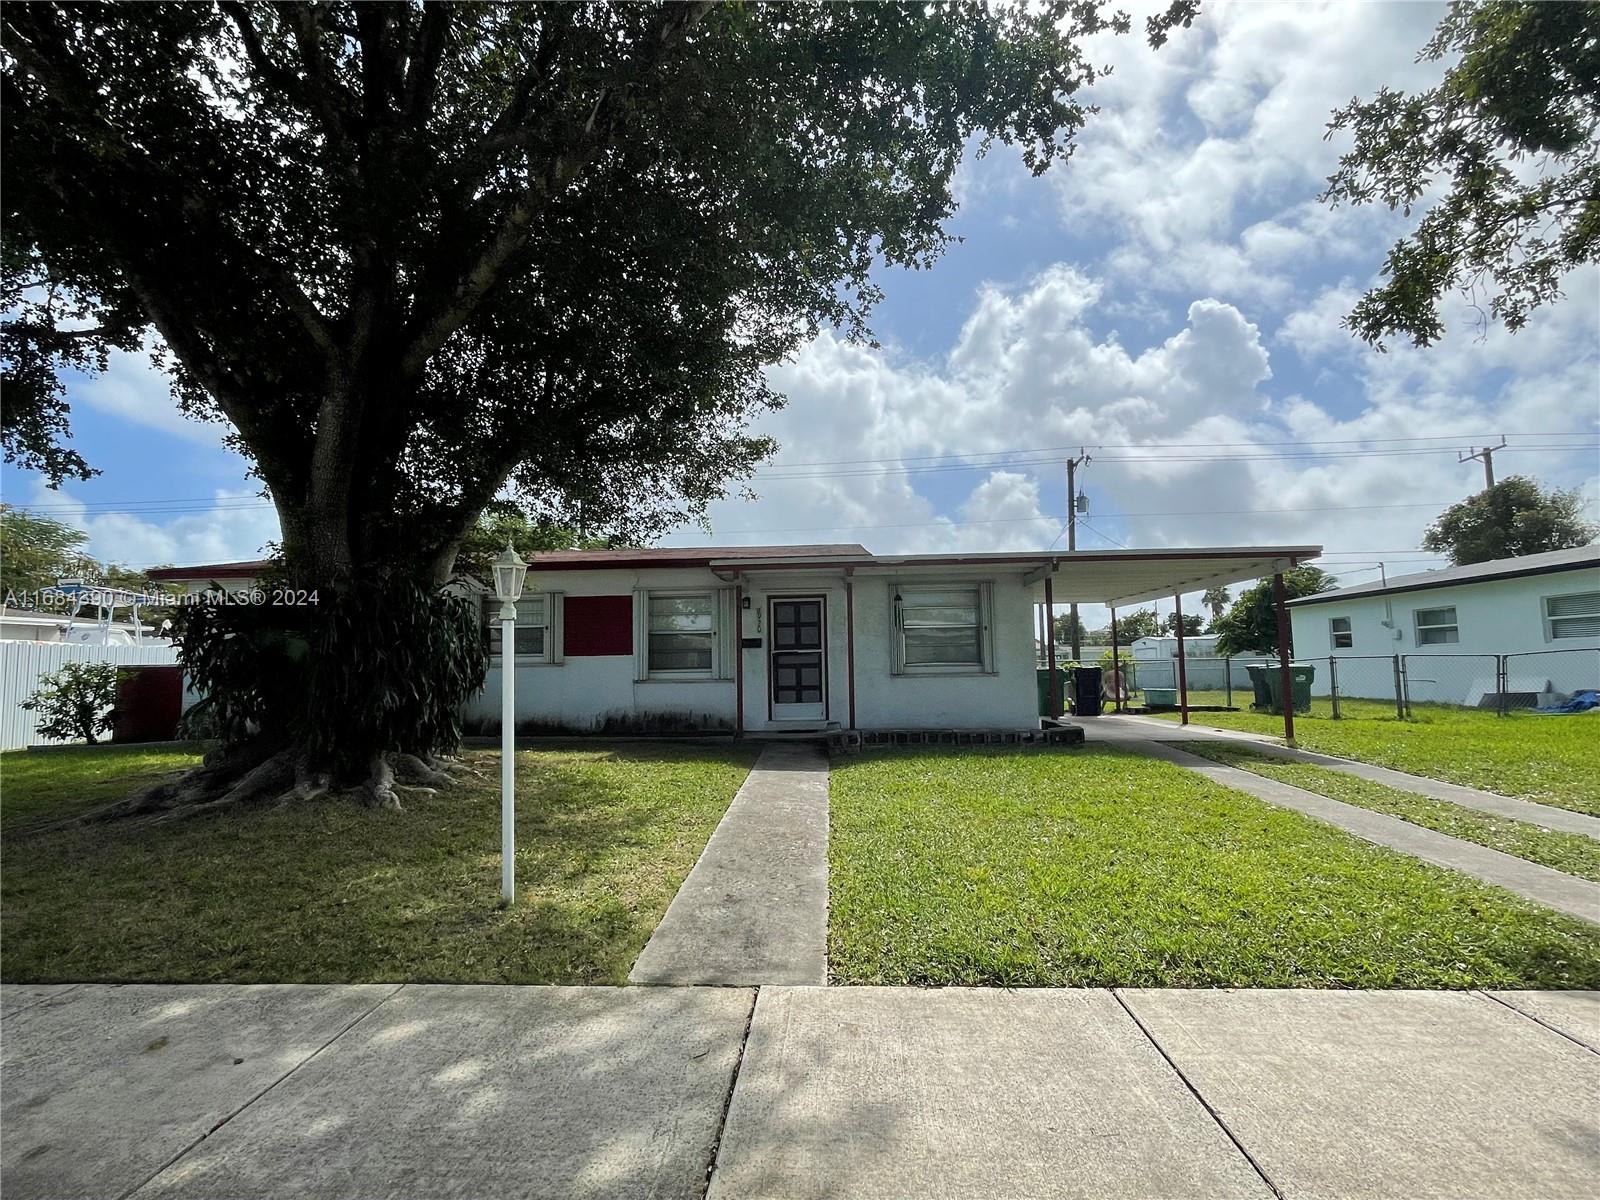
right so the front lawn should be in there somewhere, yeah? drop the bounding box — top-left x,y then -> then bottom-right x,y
1174,741 -> 1600,882
829,746 -> 1600,988
1148,699 -> 1599,814
1,742 -> 755,984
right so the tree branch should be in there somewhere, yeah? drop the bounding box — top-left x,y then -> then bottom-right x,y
403,1 -> 450,128
6,8 -> 341,365
397,1 -> 716,380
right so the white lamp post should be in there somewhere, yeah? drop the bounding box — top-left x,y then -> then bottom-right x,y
491,541 -> 529,904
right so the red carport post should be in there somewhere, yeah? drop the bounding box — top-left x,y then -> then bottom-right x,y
733,576 -> 744,737
845,569 -> 857,729
1044,575 -> 1060,718
1173,592 -> 1190,726
1109,605 -> 1122,713
1273,571 -> 1296,747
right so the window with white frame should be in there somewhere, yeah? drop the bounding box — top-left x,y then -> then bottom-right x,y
1329,616 -> 1353,649
1413,605 -> 1459,645
1544,591 -> 1600,640
485,596 -> 549,660
647,593 -> 715,674
894,583 -> 992,673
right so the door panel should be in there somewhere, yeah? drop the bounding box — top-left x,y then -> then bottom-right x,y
770,598 -> 827,721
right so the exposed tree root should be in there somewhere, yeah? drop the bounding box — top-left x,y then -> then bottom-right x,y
391,752 -> 457,788
356,754 -> 403,811
267,755 -> 333,808
24,742 -> 482,833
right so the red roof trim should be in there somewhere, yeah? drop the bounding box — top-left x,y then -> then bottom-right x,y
146,560 -> 275,581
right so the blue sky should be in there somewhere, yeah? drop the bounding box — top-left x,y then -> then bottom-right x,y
6,1 -> 1598,626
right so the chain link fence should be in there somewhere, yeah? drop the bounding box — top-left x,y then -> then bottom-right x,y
1117,647 -> 1599,720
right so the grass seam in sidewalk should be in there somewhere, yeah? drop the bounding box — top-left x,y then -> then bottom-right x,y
1172,741 -> 1600,883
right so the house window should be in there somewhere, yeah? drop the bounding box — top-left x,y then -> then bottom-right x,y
1329,616 -> 1353,649
1544,591 -> 1600,640
1413,606 -> 1459,646
895,583 -> 991,672
647,593 -> 715,674
486,596 -> 548,659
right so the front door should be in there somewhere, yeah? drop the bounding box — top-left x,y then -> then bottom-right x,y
769,597 -> 827,722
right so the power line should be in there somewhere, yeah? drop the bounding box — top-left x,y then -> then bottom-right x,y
752,443 -> 1600,480
762,431 -> 1598,470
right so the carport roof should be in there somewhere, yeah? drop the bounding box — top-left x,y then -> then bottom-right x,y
705,545 -> 1321,606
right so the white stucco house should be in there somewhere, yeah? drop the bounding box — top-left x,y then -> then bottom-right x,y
462,542 -> 1318,735
150,541 -> 1322,736
1287,545 -> 1600,705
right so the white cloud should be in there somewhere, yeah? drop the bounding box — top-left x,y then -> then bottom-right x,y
77,338 -> 227,447
1058,0 -> 1448,303
671,260 -> 1597,591
36,482 -> 280,571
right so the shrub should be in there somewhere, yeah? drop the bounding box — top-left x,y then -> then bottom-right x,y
22,660 -> 119,744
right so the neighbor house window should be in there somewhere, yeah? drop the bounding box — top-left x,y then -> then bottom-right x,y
1329,616 -> 1353,649
647,593 -> 715,673
1413,606 -> 1459,646
486,596 -> 548,659
1544,591 -> 1600,640
893,583 -> 993,673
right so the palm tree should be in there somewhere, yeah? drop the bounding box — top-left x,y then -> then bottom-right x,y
1202,586 -> 1231,623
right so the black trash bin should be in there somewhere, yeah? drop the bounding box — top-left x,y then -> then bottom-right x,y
1071,665 -> 1103,717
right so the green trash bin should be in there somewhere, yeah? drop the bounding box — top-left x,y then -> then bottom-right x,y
1035,667 -> 1062,717
1249,663 -> 1315,714
1246,664 -> 1272,710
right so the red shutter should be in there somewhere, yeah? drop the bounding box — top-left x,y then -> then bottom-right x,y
562,595 -> 634,656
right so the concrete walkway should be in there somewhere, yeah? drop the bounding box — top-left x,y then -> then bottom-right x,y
4,983 -> 1596,1200
1092,717 -> 1600,924
1106,713 -> 1600,838
630,741 -> 829,986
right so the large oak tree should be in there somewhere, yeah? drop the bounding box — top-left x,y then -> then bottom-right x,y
3,0 -> 1193,813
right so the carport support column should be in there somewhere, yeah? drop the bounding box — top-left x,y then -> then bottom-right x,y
734,576 -> 744,737
1273,572 -> 1296,747
1109,606 -> 1122,714
1173,592 -> 1190,726
845,570 -> 857,729
1044,575 -> 1060,718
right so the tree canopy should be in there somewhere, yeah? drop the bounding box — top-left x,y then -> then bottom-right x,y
1162,610 -> 1203,637
1,1 -> 1198,811
1422,476 -> 1597,564
1211,566 -> 1336,657
1321,1 -> 1600,347
1112,608 -> 1162,641
4,1 -> 1197,581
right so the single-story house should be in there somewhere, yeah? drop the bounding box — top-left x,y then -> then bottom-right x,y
1287,544 -> 1600,705
150,542 -> 1323,736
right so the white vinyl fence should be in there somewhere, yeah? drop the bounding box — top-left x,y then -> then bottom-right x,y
0,641 -> 181,750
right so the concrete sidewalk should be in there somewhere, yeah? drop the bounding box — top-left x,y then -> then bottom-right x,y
630,741 -> 829,986
4,983 -> 1596,1199
1102,713 -> 1600,838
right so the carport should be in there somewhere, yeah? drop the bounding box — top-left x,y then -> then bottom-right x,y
1021,545 -> 1322,745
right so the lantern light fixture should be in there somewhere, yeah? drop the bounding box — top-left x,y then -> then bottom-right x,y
492,541 -> 528,610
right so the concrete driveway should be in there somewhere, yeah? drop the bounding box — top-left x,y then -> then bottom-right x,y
4,983 -> 1597,1199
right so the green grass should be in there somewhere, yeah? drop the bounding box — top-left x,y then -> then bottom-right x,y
1,742 -> 756,984
828,746 -> 1600,989
1148,697 -> 1600,815
0,744 -> 211,830
1173,741 -> 1600,883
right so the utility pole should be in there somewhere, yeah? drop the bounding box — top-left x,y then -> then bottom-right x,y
1459,437 -> 1507,492
1065,449 -> 1091,661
